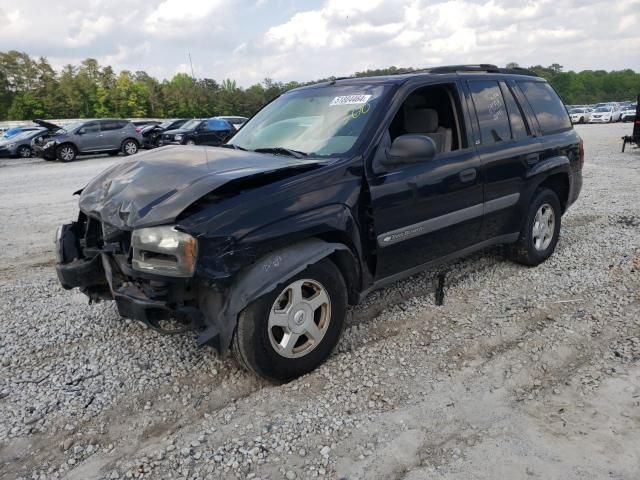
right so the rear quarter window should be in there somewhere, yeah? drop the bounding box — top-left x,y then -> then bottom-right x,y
517,81 -> 572,134
468,80 -> 512,145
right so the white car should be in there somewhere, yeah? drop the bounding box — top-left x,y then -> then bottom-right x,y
568,108 -> 591,124
588,106 -> 620,123
620,104 -> 637,122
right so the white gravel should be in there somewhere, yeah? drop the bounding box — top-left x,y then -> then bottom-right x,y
0,124 -> 639,480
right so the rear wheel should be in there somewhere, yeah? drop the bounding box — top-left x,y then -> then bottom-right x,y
17,145 -> 32,158
510,188 -> 562,266
122,139 -> 138,156
232,259 -> 347,382
56,144 -> 77,162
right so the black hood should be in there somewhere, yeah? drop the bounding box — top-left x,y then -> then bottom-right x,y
78,146 -> 323,230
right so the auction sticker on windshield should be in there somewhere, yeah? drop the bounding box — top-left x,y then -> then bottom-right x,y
329,95 -> 372,106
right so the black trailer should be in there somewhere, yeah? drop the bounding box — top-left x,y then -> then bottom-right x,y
621,94 -> 640,152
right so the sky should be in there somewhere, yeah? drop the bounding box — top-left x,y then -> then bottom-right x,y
0,0 -> 638,86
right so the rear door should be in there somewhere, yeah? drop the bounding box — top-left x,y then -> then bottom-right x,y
100,120 -> 128,149
464,78 -> 539,241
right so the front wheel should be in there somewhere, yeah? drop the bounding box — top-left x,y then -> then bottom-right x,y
232,259 -> 347,382
17,145 -> 32,158
509,188 -> 562,266
56,144 -> 77,162
122,139 -> 138,156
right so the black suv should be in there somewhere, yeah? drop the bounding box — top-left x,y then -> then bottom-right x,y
160,118 -> 234,146
55,65 -> 582,381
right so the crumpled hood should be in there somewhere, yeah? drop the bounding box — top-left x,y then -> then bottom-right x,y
78,146 -> 322,230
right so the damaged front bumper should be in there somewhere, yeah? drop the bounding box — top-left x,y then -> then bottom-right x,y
55,220 -> 227,351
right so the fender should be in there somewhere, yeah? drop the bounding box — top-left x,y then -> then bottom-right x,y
526,155 -> 570,179
197,238 -> 354,351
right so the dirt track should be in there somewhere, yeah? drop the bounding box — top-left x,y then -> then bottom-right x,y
0,124 -> 639,479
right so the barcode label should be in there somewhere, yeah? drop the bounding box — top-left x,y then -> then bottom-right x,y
329,95 -> 372,106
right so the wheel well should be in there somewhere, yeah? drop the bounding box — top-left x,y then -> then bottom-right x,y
314,232 -> 361,305
57,142 -> 77,153
538,173 -> 569,212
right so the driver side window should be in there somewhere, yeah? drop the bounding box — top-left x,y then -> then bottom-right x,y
82,122 -> 100,134
388,83 -> 464,153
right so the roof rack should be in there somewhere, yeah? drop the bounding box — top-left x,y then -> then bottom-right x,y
412,64 -> 539,77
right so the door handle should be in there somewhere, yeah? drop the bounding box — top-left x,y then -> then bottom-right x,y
459,168 -> 477,183
526,153 -> 540,164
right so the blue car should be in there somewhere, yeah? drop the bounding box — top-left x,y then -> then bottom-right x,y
0,128 -> 47,158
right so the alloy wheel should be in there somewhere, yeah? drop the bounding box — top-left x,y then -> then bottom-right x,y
532,203 -> 555,251
267,279 -> 331,359
124,141 -> 138,155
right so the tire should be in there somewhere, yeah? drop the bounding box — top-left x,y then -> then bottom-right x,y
56,144 -> 77,162
579,117 -> 584,124
232,259 -> 347,382
121,139 -> 139,156
186,139 -> 196,145
17,145 -> 32,158
510,188 -> 562,266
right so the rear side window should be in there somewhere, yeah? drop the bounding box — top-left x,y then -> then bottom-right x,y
102,121 -> 127,131
468,80 -> 511,144
499,82 -> 529,140
517,81 -> 571,134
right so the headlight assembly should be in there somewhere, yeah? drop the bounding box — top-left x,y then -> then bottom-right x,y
131,226 -> 198,277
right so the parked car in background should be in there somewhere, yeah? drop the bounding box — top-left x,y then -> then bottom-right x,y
141,119 -> 189,148
131,120 -> 161,128
621,104 -> 637,122
2,126 -> 41,139
589,106 -> 620,123
217,116 -> 248,130
32,119 -> 143,162
0,128 -> 47,158
160,117 -> 234,146
54,65 -> 583,380
568,107 -> 591,124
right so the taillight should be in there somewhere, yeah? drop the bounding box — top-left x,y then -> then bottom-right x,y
578,137 -> 584,168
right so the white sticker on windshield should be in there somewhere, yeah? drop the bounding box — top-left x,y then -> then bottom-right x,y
329,95 -> 372,106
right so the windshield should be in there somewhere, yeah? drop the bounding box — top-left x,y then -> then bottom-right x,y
594,107 -> 611,112
181,119 -> 201,130
228,84 -> 389,157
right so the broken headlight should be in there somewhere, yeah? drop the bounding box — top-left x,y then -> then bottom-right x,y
131,226 -> 198,277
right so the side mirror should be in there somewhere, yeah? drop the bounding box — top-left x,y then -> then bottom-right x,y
382,134 -> 437,166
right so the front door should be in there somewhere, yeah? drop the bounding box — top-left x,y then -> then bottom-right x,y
367,82 -> 484,279
76,121 -> 103,152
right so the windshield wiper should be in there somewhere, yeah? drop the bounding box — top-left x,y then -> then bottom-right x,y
252,147 -> 308,159
220,143 -> 248,151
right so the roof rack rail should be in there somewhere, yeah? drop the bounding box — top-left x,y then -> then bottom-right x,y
426,64 -> 501,74
412,64 -> 539,77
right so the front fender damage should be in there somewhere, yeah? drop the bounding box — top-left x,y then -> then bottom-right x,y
196,238 -> 352,352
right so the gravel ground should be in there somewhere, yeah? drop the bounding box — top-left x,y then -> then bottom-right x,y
0,124 -> 639,480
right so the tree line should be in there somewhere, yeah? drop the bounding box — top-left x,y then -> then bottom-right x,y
0,51 -> 638,121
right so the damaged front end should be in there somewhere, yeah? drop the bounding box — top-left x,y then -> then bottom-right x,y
54,147 -> 328,352
55,212 -> 232,351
